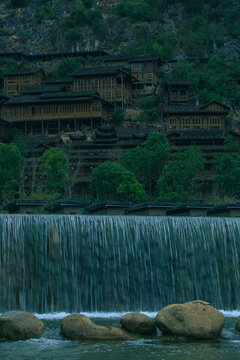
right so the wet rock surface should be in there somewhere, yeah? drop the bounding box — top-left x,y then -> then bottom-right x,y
120,312 -> 156,335
0,310 -> 46,341
155,300 -> 225,340
61,314 -> 138,340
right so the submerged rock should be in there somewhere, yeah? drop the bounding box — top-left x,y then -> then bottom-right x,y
61,314 -> 138,340
120,312 -> 156,335
235,316 -> 240,331
155,300 -> 224,340
0,310 -> 46,341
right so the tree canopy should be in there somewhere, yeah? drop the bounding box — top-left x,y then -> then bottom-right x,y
213,153 -> 240,199
0,142 -> 25,202
157,146 -> 205,203
121,132 -> 170,197
41,147 -> 69,195
90,161 -> 147,202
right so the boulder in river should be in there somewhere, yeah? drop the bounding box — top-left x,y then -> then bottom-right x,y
61,314 -> 138,340
120,312 -> 156,335
0,310 -> 46,341
155,300 -> 224,339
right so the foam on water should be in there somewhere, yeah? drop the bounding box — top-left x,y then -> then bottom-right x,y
35,311 -> 158,320
220,310 -> 240,318
34,310 -> 239,320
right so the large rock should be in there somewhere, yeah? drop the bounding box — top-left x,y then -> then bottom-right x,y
120,312 -> 156,335
0,310 -> 46,341
155,300 -> 224,340
235,316 -> 240,331
61,314 -> 138,340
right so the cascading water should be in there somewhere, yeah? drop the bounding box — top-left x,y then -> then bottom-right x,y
0,215 -> 239,313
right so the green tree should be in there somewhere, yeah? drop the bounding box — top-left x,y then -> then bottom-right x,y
143,132 -> 170,176
64,29 -> 82,48
20,188 -> 61,203
90,161 -> 147,202
121,132 -> 170,197
0,143 -> 25,202
224,134 -> 239,152
56,57 -> 85,77
41,147 -> 69,194
121,146 -> 151,191
157,146 -> 205,203
213,153 -> 240,199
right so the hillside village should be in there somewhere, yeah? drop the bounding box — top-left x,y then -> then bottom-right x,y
0,0 -> 240,211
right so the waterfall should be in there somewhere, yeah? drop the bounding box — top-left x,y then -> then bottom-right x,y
0,215 -> 239,313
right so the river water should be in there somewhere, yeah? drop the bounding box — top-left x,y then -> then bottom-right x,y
0,312 -> 240,360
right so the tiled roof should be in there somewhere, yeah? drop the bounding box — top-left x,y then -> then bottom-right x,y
71,66 -> 131,77
167,130 -> 226,140
5,91 -> 113,107
3,200 -> 46,210
20,84 -> 67,95
85,201 -> 133,211
164,103 -> 229,114
3,68 -> 44,76
45,200 -> 91,211
44,77 -> 73,84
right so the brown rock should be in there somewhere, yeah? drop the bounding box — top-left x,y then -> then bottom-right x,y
120,312 -> 156,335
61,314 -> 138,340
155,300 -> 224,340
235,316 -> 240,331
0,310 -> 46,341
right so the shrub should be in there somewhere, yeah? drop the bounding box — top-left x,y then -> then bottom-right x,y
64,29 -> 82,47
111,107 -> 125,127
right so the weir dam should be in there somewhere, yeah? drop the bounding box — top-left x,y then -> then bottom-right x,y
0,215 -> 239,313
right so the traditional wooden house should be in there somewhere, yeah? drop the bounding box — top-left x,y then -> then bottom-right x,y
166,101 -> 229,131
103,55 -> 129,67
19,84 -> 68,96
166,79 -> 190,105
165,79 -> 229,131
167,130 -> 227,152
128,56 -> 161,96
3,68 -> 45,96
104,55 -> 161,97
1,91 -> 113,135
44,77 -> 73,92
71,66 -> 133,107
